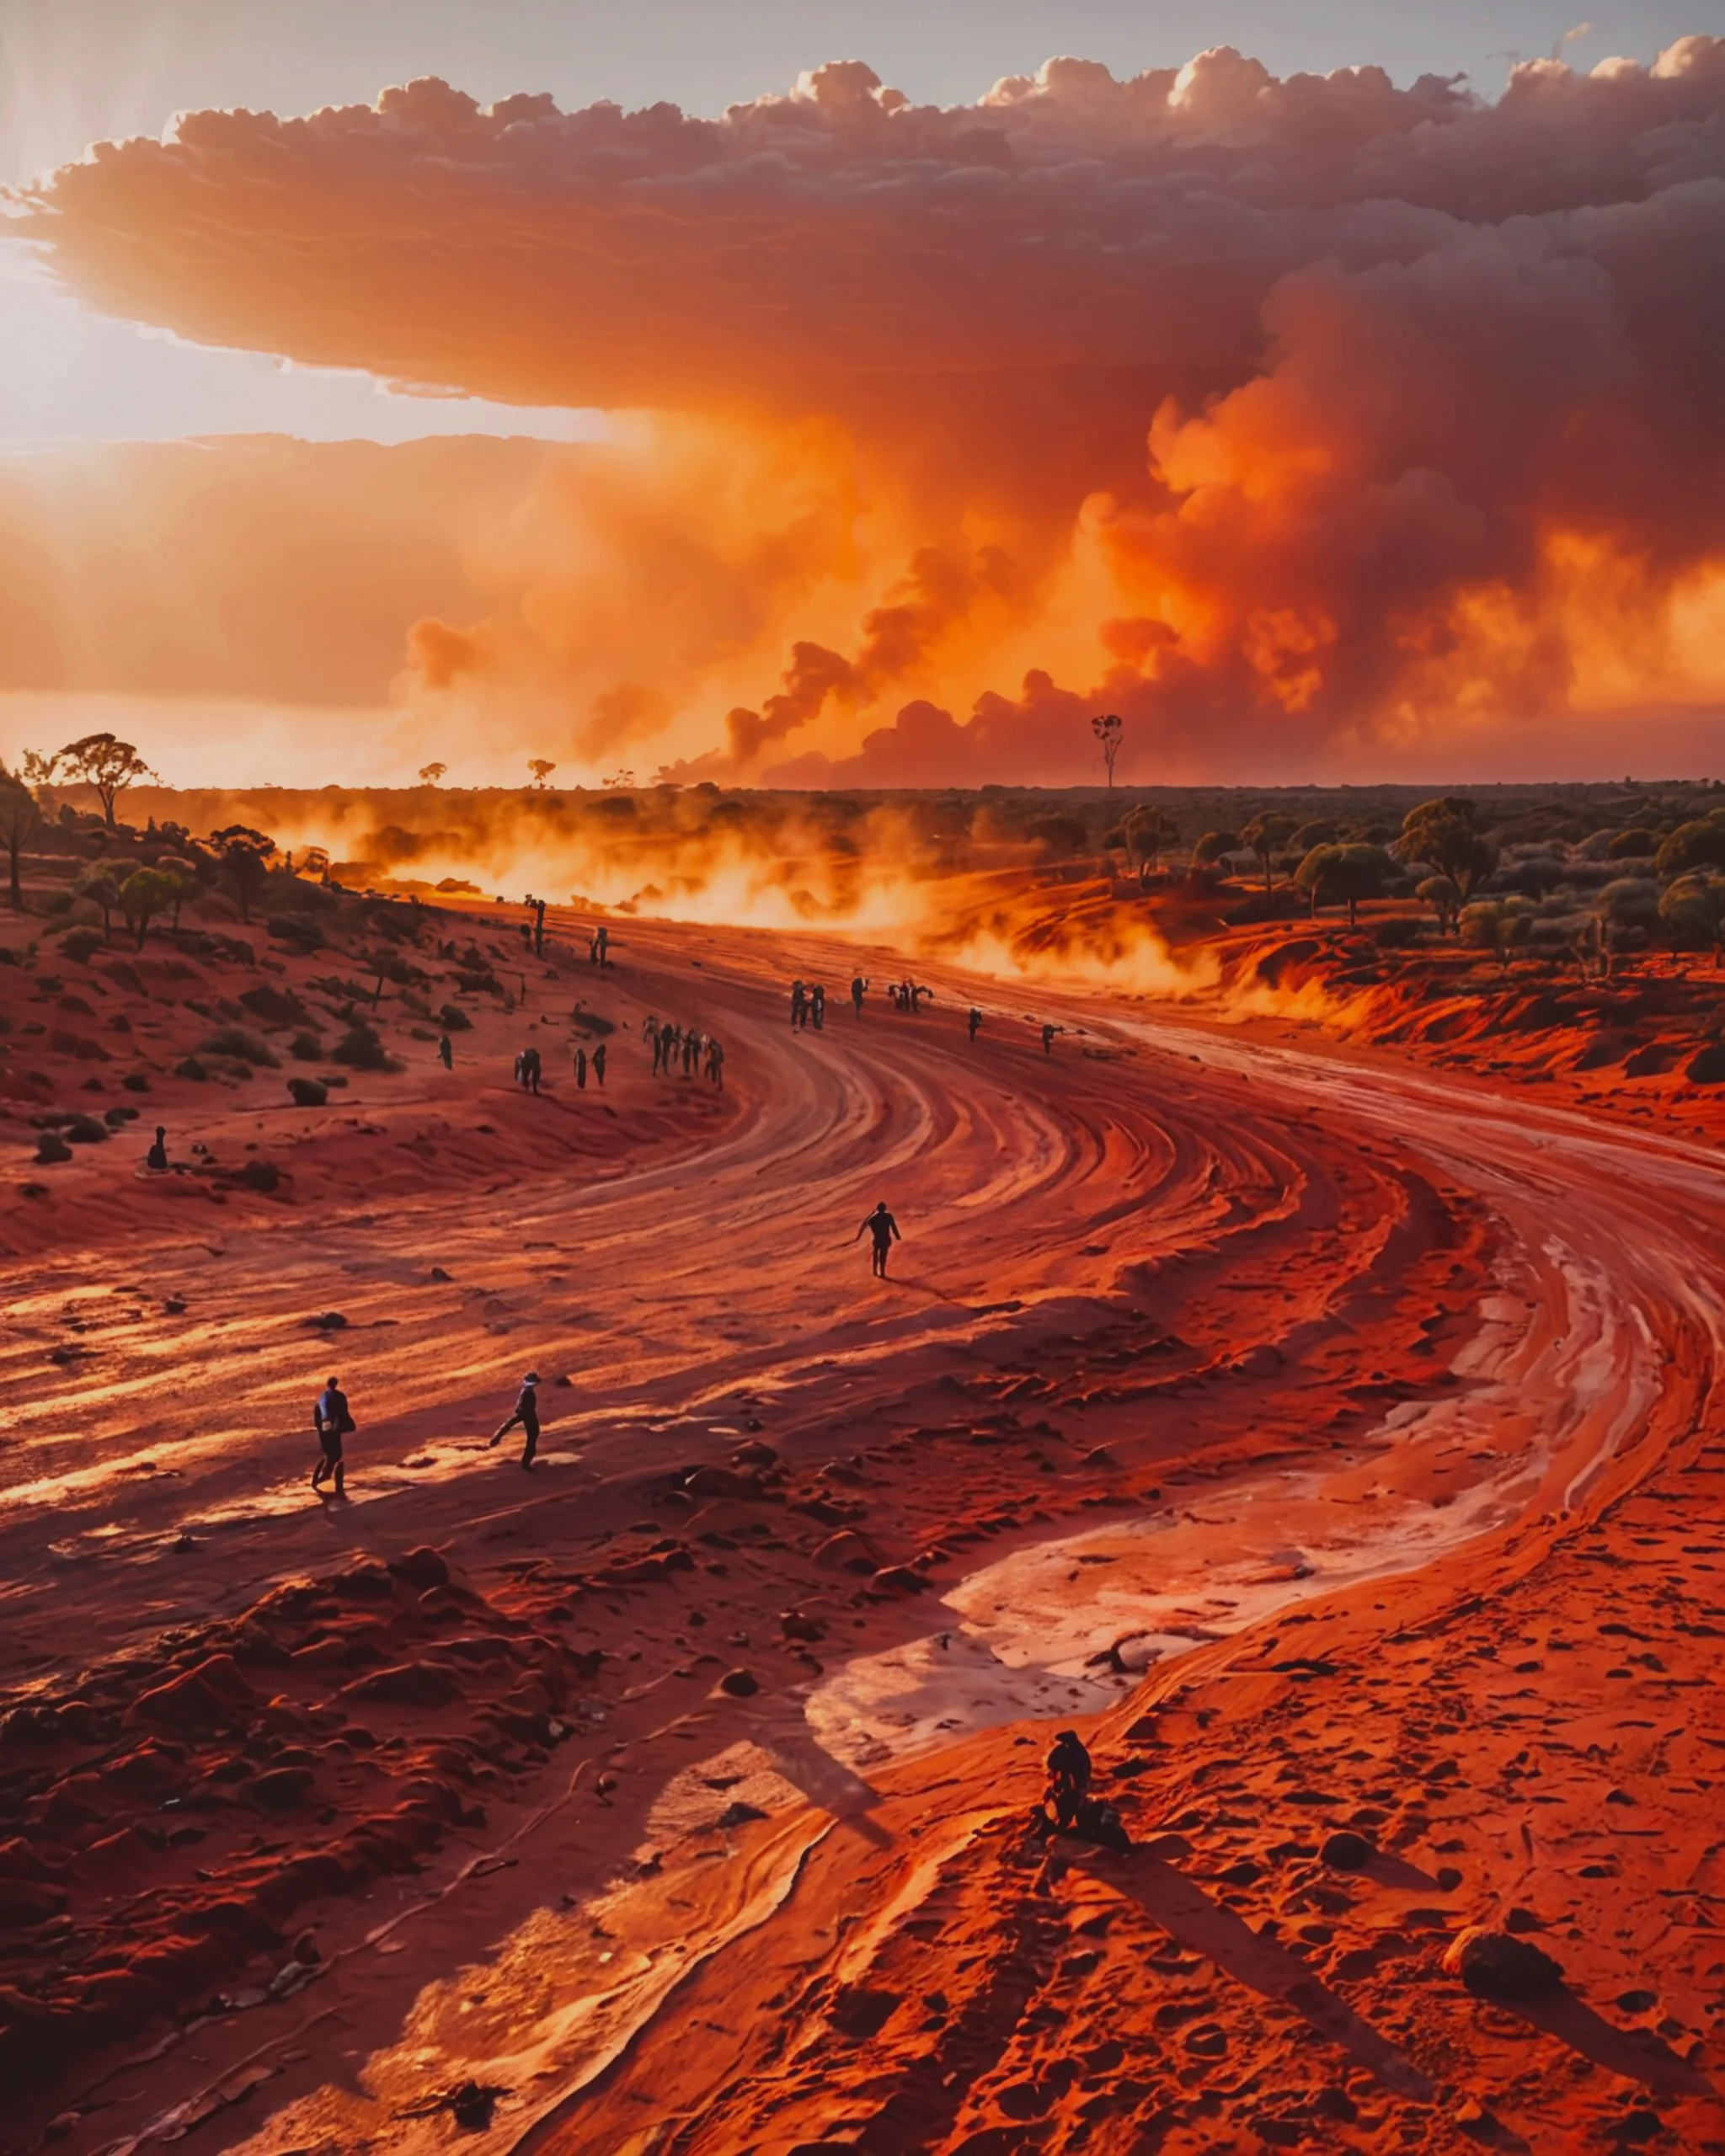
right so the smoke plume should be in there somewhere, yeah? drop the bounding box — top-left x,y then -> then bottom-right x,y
17,40 -> 1725,782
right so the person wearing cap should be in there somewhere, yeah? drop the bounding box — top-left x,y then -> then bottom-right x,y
488,1370 -> 542,1469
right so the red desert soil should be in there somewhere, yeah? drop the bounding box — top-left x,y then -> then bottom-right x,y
0,907 -> 1721,2155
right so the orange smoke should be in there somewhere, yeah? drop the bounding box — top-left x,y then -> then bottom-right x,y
16,40 -> 1725,782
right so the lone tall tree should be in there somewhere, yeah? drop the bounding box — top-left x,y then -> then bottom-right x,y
528,759 -> 557,789
45,734 -> 154,829
1240,811 -> 1298,895
1091,713 -> 1123,788
418,762 -> 447,787
0,773 -> 41,910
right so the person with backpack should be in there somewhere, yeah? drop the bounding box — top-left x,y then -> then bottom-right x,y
312,1375 -> 355,1497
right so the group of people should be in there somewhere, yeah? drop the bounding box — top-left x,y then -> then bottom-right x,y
798,969 -> 1061,1053
509,1037 -> 608,1092
644,1015 -> 724,1086
311,1368 -> 543,1495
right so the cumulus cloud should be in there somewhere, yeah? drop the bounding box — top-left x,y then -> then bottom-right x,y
16,39 -> 1725,782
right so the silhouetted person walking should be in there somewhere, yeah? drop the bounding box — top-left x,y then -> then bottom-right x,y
968,1006 -> 982,1043
1042,1022 -> 1060,1056
706,1038 -> 724,1087
438,1033 -> 453,1070
489,1370 -> 542,1469
791,980 -> 808,1029
575,1046 -> 588,1090
855,1200 -> 901,1278
593,1042 -> 606,1087
811,983 -> 825,1030
851,974 -> 868,1017
312,1375 -> 353,1497
145,1125 -> 169,1172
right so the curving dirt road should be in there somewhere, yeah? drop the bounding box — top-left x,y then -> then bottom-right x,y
4,912 -> 1722,2154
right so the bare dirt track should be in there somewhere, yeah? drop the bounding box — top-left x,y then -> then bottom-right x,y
2,910 -> 1722,2155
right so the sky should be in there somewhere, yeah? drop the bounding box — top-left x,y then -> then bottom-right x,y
4,0 -> 1717,447
4,1 -> 1725,787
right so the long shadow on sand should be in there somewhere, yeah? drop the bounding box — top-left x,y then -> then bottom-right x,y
1494,1987 -> 1713,2101
1066,1846 -> 1434,2100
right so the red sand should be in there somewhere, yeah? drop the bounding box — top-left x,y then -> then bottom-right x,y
1,907 -> 1721,2154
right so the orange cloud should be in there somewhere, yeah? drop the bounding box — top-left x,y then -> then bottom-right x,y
16,39 -> 1725,782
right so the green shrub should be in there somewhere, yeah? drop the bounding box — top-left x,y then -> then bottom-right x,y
200,1024 -> 279,1067
240,983 -> 311,1027
288,1029 -> 324,1062
331,1021 -> 395,1071
266,914 -> 323,947
61,926 -> 104,963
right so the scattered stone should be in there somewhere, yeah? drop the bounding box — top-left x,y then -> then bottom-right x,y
430,1266 -> 452,1282
717,1668 -> 760,1698
1444,1928 -> 1565,1999
683,1465 -> 759,1500
811,1530 -> 876,1573
389,1546 -> 451,1591
1321,1830 -> 1375,1870
870,1565 -> 930,1596
830,1987 -> 900,2041
286,1076 -> 328,1108
251,1767 -> 315,1812
716,1800 -> 768,1829
126,1655 -> 258,1733
305,1310 -> 348,1331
